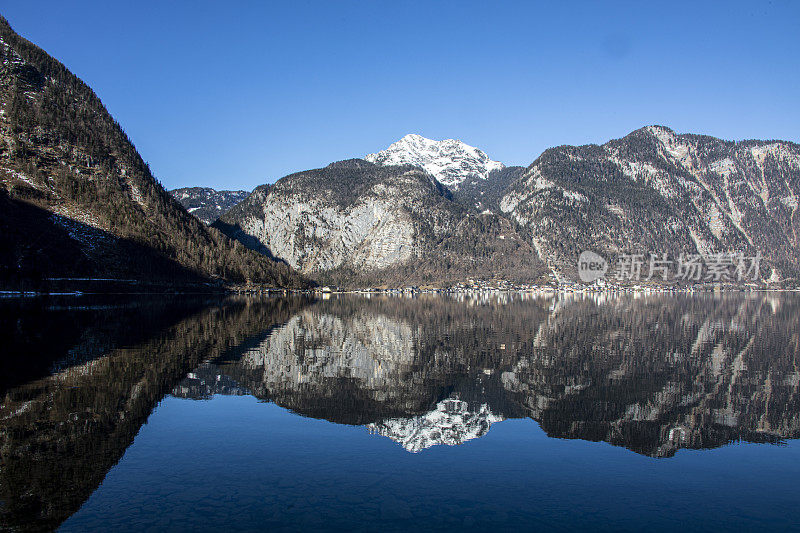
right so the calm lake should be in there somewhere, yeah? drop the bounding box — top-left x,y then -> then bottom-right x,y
1,292 -> 799,531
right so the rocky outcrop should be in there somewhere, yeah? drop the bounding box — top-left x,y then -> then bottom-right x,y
217,160 -> 445,272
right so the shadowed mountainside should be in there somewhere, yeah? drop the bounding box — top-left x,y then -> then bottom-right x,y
0,17 -> 306,290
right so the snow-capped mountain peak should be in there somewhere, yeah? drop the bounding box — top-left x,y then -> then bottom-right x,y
365,133 -> 505,190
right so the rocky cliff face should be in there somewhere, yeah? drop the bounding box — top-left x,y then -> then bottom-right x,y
217,160 -> 448,272
169,187 -> 250,225
215,159 -> 545,286
501,126 -> 800,284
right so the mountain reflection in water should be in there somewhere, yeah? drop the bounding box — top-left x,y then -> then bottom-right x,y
172,293 -> 800,456
1,292 -> 799,530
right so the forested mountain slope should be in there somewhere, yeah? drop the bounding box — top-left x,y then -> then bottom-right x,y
0,16 -> 306,289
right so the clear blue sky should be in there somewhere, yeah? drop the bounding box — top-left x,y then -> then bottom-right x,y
2,1 -> 798,190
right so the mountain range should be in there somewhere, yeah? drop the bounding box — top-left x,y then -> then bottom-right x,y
213,129 -> 800,287
1,15 -> 798,290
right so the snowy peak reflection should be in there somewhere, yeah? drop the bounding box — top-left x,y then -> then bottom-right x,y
367,398 -> 504,452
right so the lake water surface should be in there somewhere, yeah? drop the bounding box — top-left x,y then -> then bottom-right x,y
1,293 -> 799,531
